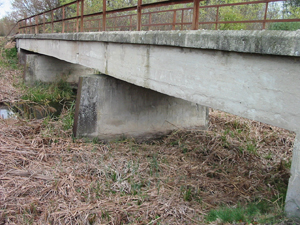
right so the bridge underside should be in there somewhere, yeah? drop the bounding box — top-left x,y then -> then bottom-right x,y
16,30 -> 300,219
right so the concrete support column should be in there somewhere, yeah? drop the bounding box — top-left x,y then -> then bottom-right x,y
73,74 -> 208,141
24,53 -> 95,85
285,133 -> 300,220
17,49 -> 27,65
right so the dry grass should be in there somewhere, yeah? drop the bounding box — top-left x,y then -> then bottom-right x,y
0,37 -> 22,103
0,38 -> 296,224
0,110 -> 295,224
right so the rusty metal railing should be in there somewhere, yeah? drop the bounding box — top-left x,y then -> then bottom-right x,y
17,0 -> 300,34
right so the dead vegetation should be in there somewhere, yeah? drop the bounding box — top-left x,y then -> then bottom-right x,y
0,37 -> 296,224
0,107 -> 295,224
0,37 -> 22,103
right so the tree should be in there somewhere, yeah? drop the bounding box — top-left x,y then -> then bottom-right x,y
11,0 -> 61,19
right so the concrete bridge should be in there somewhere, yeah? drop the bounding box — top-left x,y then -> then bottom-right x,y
16,30 -> 300,219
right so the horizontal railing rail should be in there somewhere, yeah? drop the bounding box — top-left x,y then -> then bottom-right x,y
16,0 -> 300,34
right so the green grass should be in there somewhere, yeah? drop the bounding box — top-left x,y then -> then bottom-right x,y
21,79 -> 75,104
205,200 -> 274,223
0,46 -> 19,69
12,80 -> 76,120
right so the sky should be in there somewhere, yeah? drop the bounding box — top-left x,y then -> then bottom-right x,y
0,0 -> 12,19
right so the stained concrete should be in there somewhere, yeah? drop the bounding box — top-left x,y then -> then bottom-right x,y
74,74 -> 208,141
24,53 -> 96,85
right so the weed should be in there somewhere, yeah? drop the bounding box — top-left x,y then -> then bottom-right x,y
101,211 -> 110,220
111,171 -> 117,182
131,183 -> 143,195
149,154 -> 160,176
61,100 -> 75,130
221,135 -> 229,148
182,185 -> 193,201
92,137 -> 100,144
246,143 -> 257,155
264,152 -> 273,159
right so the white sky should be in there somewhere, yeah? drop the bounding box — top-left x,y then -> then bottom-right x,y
0,0 -> 12,19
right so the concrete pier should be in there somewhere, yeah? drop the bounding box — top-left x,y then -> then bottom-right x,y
24,53 -> 95,85
73,74 -> 208,141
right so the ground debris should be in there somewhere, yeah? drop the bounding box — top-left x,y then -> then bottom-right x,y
0,108 -> 295,224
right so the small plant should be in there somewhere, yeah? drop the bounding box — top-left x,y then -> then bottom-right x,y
246,142 -> 257,155
264,152 -> 273,160
101,210 -> 110,221
221,135 -> 229,148
182,186 -> 193,202
149,154 -> 160,176
131,182 -> 143,195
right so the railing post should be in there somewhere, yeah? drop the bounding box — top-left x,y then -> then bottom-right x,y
181,9 -> 184,30
130,15 -> 132,31
192,0 -> 200,30
80,0 -> 84,32
62,6 -> 65,33
172,10 -> 176,30
262,2 -> 269,29
148,13 -> 152,31
215,6 -> 219,30
103,0 -> 106,31
137,0 -> 142,31
35,15 -> 38,34
51,11 -> 54,33
30,18 -> 32,34
43,12 -> 45,33
76,0 -> 80,32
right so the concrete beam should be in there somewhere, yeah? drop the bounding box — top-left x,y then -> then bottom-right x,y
24,53 -> 96,85
73,74 -> 208,141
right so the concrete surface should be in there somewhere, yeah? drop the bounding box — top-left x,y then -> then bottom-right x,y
24,53 -> 96,85
73,74 -> 208,141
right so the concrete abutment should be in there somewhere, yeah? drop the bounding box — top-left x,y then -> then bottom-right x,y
23,52 -> 95,85
73,74 -> 208,141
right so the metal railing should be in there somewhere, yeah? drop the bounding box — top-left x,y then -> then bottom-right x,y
17,0 -> 300,34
